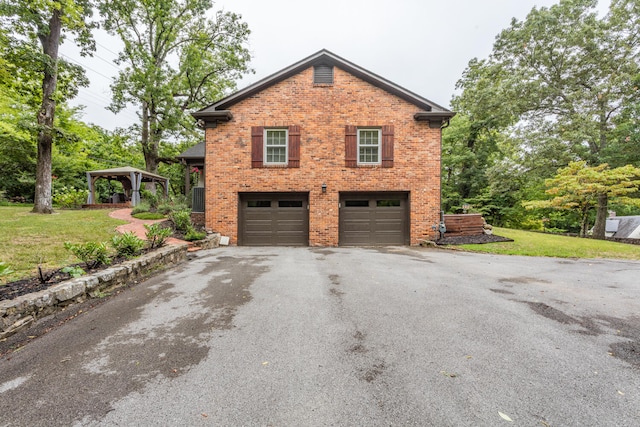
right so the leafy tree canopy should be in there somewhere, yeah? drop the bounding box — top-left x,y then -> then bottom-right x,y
524,161 -> 640,236
99,0 -> 253,174
0,0 -> 96,213
450,0 -> 640,237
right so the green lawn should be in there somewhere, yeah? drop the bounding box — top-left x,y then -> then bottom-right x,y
0,206 -> 127,283
456,227 -> 640,260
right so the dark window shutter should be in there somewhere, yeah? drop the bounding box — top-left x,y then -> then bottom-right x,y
345,125 -> 357,167
288,125 -> 300,168
381,125 -> 394,168
251,126 -> 264,168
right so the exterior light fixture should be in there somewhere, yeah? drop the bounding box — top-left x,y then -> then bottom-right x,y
321,183 -> 327,193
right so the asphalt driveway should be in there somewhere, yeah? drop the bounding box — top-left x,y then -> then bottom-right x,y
1,247 -> 639,426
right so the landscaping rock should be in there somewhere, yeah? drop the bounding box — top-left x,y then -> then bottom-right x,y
53,280 -> 86,303
0,244 -> 188,340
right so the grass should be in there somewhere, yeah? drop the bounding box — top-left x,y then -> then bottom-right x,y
132,212 -> 166,220
0,206 -> 127,283
456,227 -> 640,260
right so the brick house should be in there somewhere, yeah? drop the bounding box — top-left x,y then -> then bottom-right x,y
192,49 -> 454,246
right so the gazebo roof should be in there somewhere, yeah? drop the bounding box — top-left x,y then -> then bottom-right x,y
85,166 -> 169,206
87,166 -> 167,182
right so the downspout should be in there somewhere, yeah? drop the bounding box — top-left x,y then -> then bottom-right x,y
415,112 -> 454,241
438,119 -> 450,238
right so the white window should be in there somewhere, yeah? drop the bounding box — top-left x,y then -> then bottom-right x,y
264,129 -> 288,165
358,129 -> 381,164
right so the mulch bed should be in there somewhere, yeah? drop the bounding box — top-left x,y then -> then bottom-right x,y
0,254 -> 137,302
0,220 -> 198,302
436,233 -> 513,245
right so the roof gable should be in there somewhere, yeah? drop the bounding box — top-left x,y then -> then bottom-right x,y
610,216 -> 640,239
177,142 -> 205,160
193,49 -> 454,122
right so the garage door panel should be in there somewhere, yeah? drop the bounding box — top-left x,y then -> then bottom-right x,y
240,193 -> 309,246
340,230 -> 372,245
375,221 -> 404,232
277,220 -> 305,232
342,216 -> 371,231
340,192 -> 408,246
273,234 -> 306,246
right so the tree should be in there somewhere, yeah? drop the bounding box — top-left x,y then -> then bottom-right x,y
524,161 -> 640,237
0,83 -> 38,200
0,0 -> 95,213
442,114 -> 506,214
99,0 -> 252,175
453,0 -> 640,238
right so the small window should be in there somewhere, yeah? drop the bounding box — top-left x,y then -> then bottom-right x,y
265,129 -> 288,165
377,200 -> 401,207
278,200 -> 303,208
358,129 -> 381,165
314,65 -> 333,84
247,200 -> 271,208
345,200 -> 369,207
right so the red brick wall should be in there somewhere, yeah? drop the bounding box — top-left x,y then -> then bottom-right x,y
205,66 -> 442,246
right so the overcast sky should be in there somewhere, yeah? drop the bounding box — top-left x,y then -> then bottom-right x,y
61,0 -> 611,131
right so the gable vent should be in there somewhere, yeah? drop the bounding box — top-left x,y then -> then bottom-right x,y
314,65 -> 334,84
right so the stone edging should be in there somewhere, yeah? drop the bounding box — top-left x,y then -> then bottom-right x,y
0,244 -> 189,340
191,233 -> 221,250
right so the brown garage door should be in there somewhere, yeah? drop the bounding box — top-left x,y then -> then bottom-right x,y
239,193 -> 309,246
339,192 -> 409,246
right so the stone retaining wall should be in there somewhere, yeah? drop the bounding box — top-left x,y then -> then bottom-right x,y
0,244 -> 188,340
192,233 -> 220,250
606,237 -> 640,246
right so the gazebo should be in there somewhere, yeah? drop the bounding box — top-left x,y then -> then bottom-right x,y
85,167 -> 169,207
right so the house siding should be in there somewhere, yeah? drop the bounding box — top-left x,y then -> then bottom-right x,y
204,66 -> 442,246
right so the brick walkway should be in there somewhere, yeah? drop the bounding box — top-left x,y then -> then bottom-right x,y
109,208 -> 189,247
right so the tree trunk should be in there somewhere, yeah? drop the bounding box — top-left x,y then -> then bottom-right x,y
32,10 -> 62,214
580,209 -> 589,238
592,193 -> 608,239
141,101 -> 160,175
589,105 -> 610,239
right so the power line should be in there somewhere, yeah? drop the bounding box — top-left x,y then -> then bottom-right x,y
96,41 -> 121,57
60,53 -> 113,81
73,87 -> 115,105
90,52 -> 121,72
70,92 -> 139,120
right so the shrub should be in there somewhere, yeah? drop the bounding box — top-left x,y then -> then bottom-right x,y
53,186 -> 89,209
131,201 -> 151,215
157,195 -> 189,216
140,189 -> 159,210
111,232 -> 145,258
64,241 -> 111,269
61,266 -> 86,278
145,223 -> 172,248
170,209 -> 192,233
0,261 -> 14,276
184,228 -> 206,242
